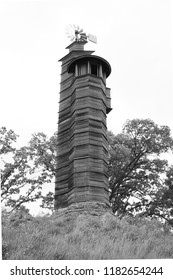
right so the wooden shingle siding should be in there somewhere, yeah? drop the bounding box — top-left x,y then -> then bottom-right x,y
55,41 -> 112,209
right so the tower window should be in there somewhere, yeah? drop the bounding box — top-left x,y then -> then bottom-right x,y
91,63 -> 98,76
78,63 -> 87,76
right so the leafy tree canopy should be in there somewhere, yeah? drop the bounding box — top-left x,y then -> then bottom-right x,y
1,128 -> 56,212
108,119 -> 173,225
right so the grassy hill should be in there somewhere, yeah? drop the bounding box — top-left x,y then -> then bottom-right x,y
2,202 -> 173,259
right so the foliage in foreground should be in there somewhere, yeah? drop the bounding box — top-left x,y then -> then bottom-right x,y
2,208 -> 173,260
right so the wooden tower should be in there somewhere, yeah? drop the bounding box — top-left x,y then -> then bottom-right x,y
55,32 -> 112,209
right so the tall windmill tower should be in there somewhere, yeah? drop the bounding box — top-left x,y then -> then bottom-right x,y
55,26 -> 112,209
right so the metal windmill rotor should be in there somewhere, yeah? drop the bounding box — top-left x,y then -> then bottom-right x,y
65,24 -> 97,43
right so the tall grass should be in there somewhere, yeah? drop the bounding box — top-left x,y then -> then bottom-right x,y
2,205 -> 173,259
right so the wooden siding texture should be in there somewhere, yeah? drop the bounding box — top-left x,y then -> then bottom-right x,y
55,42 -> 111,209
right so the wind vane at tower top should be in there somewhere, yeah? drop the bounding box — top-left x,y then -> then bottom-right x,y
65,24 -> 97,44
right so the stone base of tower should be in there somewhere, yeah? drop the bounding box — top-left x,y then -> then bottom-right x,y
54,187 -> 110,210
54,201 -> 112,217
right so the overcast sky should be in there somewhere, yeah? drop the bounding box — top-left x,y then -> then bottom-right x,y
0,0 -> 172,147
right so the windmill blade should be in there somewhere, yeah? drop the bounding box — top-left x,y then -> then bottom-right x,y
73,24 -> 79,31
76,25 -> 83,33
78,28 -> 83,33
72,24 -> 76,29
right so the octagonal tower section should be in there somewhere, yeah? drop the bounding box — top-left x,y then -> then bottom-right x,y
55,41 -> 112,209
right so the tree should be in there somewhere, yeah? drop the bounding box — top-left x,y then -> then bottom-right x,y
0,127 -> 18,154
144,166 -> 173,225
1,128 -> 56,212
108,119 -> 173,224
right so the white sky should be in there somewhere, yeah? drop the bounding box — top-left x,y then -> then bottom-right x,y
0,0 -> 172,145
